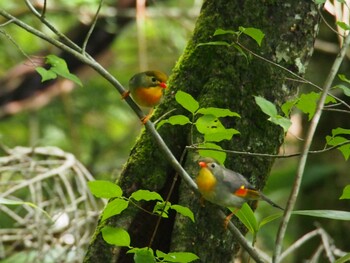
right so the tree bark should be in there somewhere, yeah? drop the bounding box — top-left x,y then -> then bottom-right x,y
84,0 -> 319,262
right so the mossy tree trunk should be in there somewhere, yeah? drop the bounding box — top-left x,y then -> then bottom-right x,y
84,0 -> 319,262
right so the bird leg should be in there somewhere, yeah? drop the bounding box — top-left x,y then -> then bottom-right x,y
141,108 -> 154,124
121,90 -> 130,100
224,208 -> 239,229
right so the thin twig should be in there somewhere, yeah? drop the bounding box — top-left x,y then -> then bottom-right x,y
82,0 -> 104,55
23,0 -> 82,53
148,149 -> 186,249
279,229 -> 319,261
237,42 -> 350,110
0,29 -> 38,67
186,140 -> 350,159
273,32 -> 350,263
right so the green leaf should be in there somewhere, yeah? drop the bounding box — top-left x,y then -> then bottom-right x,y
36,67 -> 57,82
231,203 -> 258,234
336,21 -> 350,30
45,55 -> 82,86
314,0 -> 326,3
294,92 -> 336,120
88,180 -> 123,198
0,197 -> 51,221
157,115 -> 191,129
338,74 -> 350,84
213,28 -> 237,36
258,212 -> 283,228
197,107 -> 240,118
171,204 -> 195,222
204,129 -> 240,142
101,226 -> 130,247
134,249 -> 156,263
239,26 -> 265,46
254,96 -> 277,117
195,115 -> 239,141
130,190 -> 164,202
195,114 -> 223,134
153,201 -> 171,218
334,84 -> 350,97
340,185 -> 350,200
175,91 -> 199,113
326,134 -> 350,160
101,198 -> 129,221
331,127 -> 350,136
268,115 -> 292,133
156,250 -> 199,263
335,252 -> 350,263
197,41 -> 231,47
281,99 -> 297,117
198,142 -> 226,164
292,210 -> 350,220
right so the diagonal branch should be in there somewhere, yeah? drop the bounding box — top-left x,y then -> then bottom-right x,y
0,8 -> 265,263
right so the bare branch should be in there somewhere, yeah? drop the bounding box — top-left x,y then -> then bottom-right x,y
273,31 -> 350,263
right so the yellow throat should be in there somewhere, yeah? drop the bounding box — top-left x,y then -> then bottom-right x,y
196,167 -> 217,195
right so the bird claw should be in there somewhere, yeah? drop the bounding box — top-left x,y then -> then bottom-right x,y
141,115 -> 150,124
121,91 -> 130,100
223,208 -> 238,229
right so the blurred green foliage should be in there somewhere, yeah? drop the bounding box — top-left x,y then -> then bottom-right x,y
0,0 -> 199,179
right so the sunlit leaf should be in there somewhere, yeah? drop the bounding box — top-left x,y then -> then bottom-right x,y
340,185 -> 350,200
197,41 -> 231,47
213,28 -> 237,36
36,67 -> 57,82
171,204 -> 195,222
130,190 -> 164,202
157,115 -> 191,129
292,210 -> 350,220
239,26 -> 265,46
254,96 -> 277,117
204,129 -> 240,142
42,55 -> 82,86
331,127 -> 350,136
326,131 -> 350,160
258,212 -> 283,228
153,201 -> 171,218
338,74 -> 350,84
197,107 -> 240,118
134,250 -> 155,263
175,91 -> 199,113
101,198 -> 129,221
336,21 -> 350,30
281,99 -> 297,117
156,250 -> 199,263
268,115 -> 292,133
334,252 -> 350,263
88,180 -> 122,198
198,142 -> 226,164
231,203 -> 258,234
101,226 -> 130,247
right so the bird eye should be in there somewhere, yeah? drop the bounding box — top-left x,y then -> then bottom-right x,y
151,77 -> 157,83
210,163 -> 216,168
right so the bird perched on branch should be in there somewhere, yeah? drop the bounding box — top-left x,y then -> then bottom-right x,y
196,157 -> 284,226
122,70 -> 168,123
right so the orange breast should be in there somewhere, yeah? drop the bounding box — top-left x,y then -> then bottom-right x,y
133,87 -> 163,107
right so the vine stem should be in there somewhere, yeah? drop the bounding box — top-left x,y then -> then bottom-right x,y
0,8 -> 265,263
273,32 -> 350,263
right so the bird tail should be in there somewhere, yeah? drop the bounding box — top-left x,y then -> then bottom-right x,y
260,194 -> 284,210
